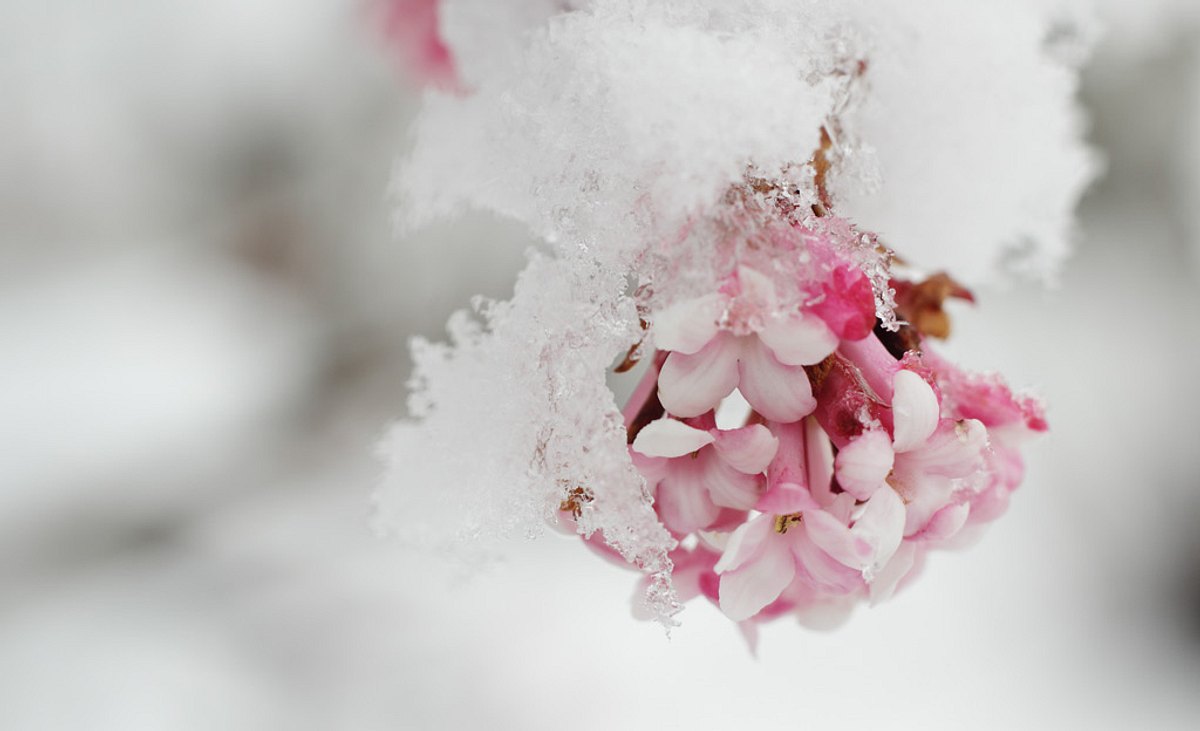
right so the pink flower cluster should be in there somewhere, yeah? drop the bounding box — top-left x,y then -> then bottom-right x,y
614,217 -> 1046,630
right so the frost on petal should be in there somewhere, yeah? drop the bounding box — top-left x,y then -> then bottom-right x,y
651,293 -> 725,354
835,429 -> 894,501
719,540 -> 796,622
892,370 -> 940,452
737,337 -> 816,422
711,423 -> 778,475
658,334 -> 741,418
757,314 -> 839,366
808,264 -> 877,342
631,417 -> 715,458
734,265 -> 780,314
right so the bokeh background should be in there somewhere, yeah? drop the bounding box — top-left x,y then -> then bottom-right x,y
1,1 -> 1198,729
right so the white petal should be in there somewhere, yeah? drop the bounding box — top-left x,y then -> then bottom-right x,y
701,452 -> 762,510
834,429 -> 895,501
903,419 -> 988,478
915,502 -> 971,543
652,294 -> 725,355
755,480 -> 820,515
757,314 -> 839,366
804,417 -> 836,507
711,423 -> 778,474
718,540 -> 795,622
657,334 -> 740,418
853,487 -> 906,579
891,370 -> 940,452
803,509 -> 873,569
790,528 -> 864,592
631,418 -> 715,458
794,595 -> 857,631
737,338 -> 816,422
713,514 -> 772,574
869,541 -> 917,605
629,451 -> 669,486
656,474 -> 721,534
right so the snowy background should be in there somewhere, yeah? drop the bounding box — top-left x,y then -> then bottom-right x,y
1,1 -> 1198,729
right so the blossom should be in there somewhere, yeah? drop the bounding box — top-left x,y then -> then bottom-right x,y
380,0 -> 1089,631
381,0 -> 458,89
925,352 -> 1048,528
654,266 -> 843,422
714,419 -> 906,621
630,414 -> 778,534
601,222 -> 1047,629
831,367 -> 988,538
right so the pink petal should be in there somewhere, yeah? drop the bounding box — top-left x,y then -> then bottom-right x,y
834,429 -> 895,501
793,594 -> 858,631
868,541 -> 917,605
914,502 -> 971,543
711,423 -> 779,474
630,450 -> 669,486
384,0 -> 459,89
791,528 -> 865,593
700,451 -> 762,510
658,334 -> 741,418
902,419 -> 988,478
661,546 -> 719,604
652,294 -> 725,355
824,492 -> 858,524
656,471 -> 721,534
757,314 -> 839,366
631,417 -> 715,458
898,474 -> 957,537
892,369 -> 940,452
713,514 -> 773,574
852,486 -> 906,579
718,539 -> 796,622
756,481 -> 820,514
802,509 -> 873,569
738,621 -> 761,657
737,337 -> 816,422
838,335 -> 898,403
809,263 -> 877,342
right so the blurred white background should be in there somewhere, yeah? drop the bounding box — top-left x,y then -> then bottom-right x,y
1,1 -> 1198,729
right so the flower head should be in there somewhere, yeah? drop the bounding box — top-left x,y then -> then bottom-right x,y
591,207 -> 1046,631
